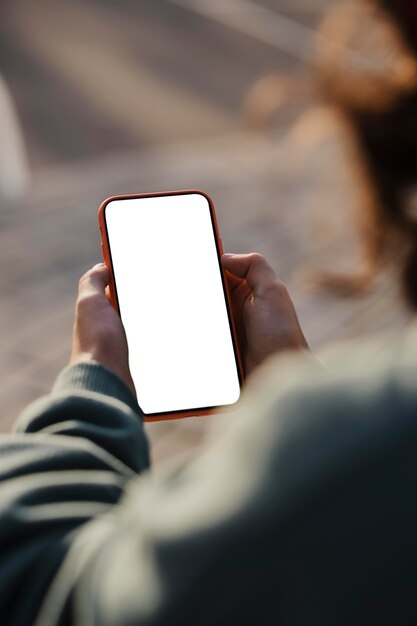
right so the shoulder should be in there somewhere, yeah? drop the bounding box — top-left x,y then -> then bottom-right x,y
226,323 -> 417,497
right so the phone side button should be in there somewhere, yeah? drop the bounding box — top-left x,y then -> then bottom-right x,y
219,237 -> 224,254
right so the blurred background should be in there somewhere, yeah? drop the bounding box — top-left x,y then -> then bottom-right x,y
0,0 -> 412,462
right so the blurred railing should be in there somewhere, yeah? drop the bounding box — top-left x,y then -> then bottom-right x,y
0,74 -> 30,200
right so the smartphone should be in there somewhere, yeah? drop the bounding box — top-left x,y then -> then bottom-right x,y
98,190 -> 244,421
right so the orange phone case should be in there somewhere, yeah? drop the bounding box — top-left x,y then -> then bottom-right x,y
98,189 -> 245,422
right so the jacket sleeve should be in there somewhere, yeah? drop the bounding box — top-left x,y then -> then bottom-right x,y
0,362 -> 149,626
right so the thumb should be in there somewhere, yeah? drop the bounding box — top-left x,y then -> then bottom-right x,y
221,253 -> 277,296
78,263 -> 111,297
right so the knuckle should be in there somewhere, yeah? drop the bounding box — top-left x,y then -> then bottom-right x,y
261,278 -> 288,299
271,279 -> 289,298
78,271 -> 91,288
76,291 -> 100,311
274,277 -> 287,292
250,252 -> 265,265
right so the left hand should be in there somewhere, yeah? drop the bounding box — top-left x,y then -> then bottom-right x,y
70,263 -> 135,395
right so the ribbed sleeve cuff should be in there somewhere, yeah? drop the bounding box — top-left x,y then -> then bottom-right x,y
52,362 -> 142,416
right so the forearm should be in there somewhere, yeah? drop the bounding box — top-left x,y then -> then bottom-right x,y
14,362 -> 149,474
0,362 -> 149,626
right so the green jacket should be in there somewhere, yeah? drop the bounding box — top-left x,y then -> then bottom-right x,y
1,327 -> 417,626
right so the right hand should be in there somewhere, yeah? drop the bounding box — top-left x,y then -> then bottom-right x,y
221,253 -> 309,377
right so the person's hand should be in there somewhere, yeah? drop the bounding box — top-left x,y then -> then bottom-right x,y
221,253 -> 309,377
70,263 -> 135,395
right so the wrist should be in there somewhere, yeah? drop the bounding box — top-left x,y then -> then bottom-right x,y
53,361 -> 141,413
70,353 -> 135,397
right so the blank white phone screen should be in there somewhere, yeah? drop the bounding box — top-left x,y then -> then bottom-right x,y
105,193 -> 241,415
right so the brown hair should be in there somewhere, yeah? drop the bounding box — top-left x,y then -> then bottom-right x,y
317,0 -> 417,306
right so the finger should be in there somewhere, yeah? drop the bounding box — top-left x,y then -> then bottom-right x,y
104,284 -> 112,303
223,268 -> 252,311
221,253 -> 277,296
78,263 -> 111,297
223,267 -> 245,293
